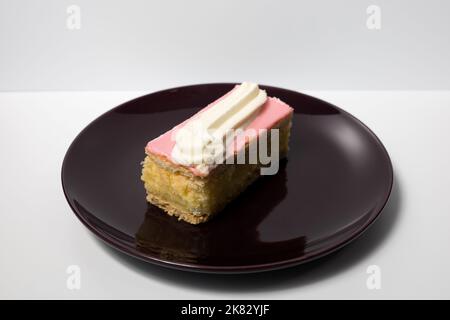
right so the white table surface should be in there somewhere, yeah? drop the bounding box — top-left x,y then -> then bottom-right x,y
1,90 -> 449,299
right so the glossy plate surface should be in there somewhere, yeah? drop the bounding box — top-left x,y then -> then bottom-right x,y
62,84 -> 393,273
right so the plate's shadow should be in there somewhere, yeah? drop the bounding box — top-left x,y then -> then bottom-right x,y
94,174 -> 401,292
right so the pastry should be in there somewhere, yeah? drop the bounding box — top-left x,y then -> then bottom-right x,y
141,82 -> 293,224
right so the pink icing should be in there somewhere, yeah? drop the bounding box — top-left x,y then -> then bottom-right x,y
145,86 -> 293,176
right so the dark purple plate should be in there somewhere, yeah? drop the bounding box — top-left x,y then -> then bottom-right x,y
62,83 -> 393,273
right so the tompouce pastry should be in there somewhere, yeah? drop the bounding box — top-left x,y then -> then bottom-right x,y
141,82 -> 293,224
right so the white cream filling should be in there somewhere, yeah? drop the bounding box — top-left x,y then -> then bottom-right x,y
171,82 -> 267,173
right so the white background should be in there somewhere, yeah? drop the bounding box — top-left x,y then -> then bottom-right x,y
1,0 -> 450,299
1,0 -> 450,91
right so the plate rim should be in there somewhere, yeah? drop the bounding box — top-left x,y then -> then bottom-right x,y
61,83 -> 394,274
